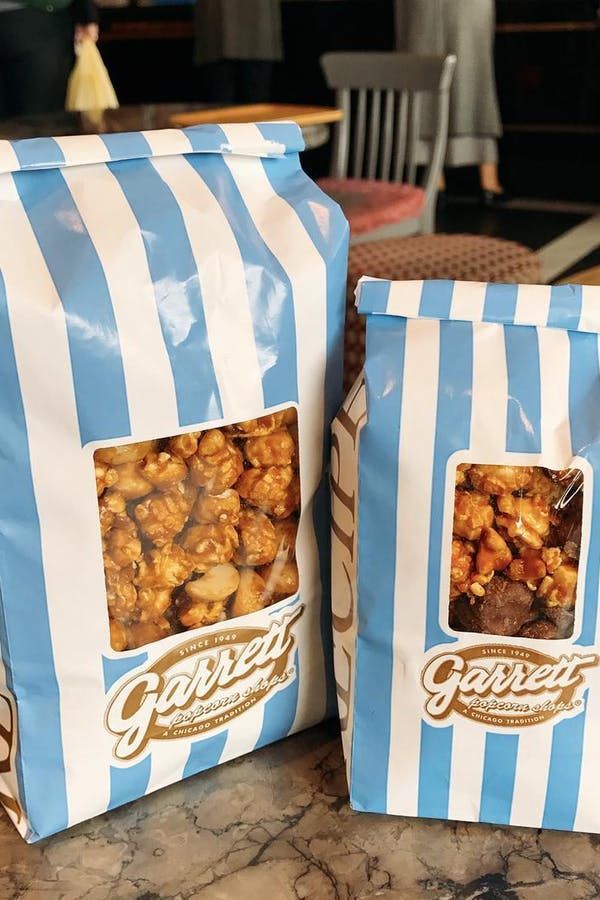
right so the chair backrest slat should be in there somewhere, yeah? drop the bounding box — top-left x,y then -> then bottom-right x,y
393,90 -> 409,183
406,93 -> 421,185
352,88 -> 368,179
321,52 -> 456,228
332,87 -> 351,178
380,88 -> 395,181
366,89 -> 381,179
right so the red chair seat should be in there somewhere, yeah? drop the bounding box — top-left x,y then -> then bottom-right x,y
318,177 -> 425,235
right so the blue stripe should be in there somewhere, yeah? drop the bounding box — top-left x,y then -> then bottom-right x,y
539,332 -> 600,828
184,151 -> 299,408
183,124 -> 228,151
255,650 -> 300,748
569,331 -> 600,646
12,167 -> 131,446
254,122 -> 306,155
418,280 -> 454,320
479,733 -> 519,825
504,326 -> 542,453
102,653 -> 148,694
547,284 -> 583,331
418,722 -> 453,819
104,651 -> 152,812
183,732 -> 228,779
483,283 -> 518,325
482,326 -> 541,826
11,137 -> 65,171
101,132 -> 152,161
108,759 -> 151,811
418,321 -> 473,820
254,131 -> 349,717
108,157 -> 222,428
425,321 -> 473,650
0,273 -> 68,838
360,281 -> 390,314
542,700 -> 588,830
351,316 -> 406,813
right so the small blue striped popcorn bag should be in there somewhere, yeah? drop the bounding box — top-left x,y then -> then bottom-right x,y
332,277 -> 600,832
0,123 -> 348,841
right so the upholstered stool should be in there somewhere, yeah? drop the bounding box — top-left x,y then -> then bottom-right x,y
344,233 -> 542,390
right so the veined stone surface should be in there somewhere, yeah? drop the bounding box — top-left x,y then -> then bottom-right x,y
1,721 -> 600,899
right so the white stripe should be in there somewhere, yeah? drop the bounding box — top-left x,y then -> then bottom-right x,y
537,328 -> 573,468
386,280 -> 423,317
146,742 -> 190,798
510,727 -> 554,828
387,319 -> 440,816
470,322 -> 509,455
61,163 -> 179,439
54,135 -> 109,168
510,328 -> 572,828
218,122 -> 286,157
445,322 -> 508,821
0,176 -> 112,826
150,154 -> 264,424
513,284 -> 552,327
0,141 -> 19,174
447,722 -> 486,822
579,286 -> 600,334
331,377 -> 366,772
449,281 -> 487,324
221,123 -> 328,733
142,129 -> 193,157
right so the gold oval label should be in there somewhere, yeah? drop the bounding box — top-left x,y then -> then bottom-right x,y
106,606 -> 303,761
421,643 -> 599,728
0,692 -> 21,822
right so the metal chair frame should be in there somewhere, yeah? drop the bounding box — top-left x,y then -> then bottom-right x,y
321,52 -> 457,244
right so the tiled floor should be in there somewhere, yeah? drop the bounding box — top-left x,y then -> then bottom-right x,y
438,198 -> 600,282
438,200 -> 583,251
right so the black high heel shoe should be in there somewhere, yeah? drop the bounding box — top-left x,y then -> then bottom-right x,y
479,189 -> 511,208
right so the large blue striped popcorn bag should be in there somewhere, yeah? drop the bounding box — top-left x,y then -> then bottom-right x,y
0,123 -> 348,841
332,277 -> 600,832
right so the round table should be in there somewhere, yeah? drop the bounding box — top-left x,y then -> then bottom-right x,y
0,103 -> 330,151
559,264 -> 600,286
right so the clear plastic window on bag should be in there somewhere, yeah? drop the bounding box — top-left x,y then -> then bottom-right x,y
449,464 -> 583,640
94,410 -> 300,652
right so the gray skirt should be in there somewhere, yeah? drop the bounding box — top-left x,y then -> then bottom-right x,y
395,0 -> 502,165
194,0 -> 283,65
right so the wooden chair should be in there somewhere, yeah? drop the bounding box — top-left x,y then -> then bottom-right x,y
319,52 -> 456,244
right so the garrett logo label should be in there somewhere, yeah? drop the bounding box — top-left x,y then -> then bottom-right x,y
0,692 -> 21,822
106,607 -> 303,761
421,644 -> 599,728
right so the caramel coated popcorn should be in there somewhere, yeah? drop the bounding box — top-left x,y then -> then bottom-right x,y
450,464 -> 582,639
95,410 -> 301,651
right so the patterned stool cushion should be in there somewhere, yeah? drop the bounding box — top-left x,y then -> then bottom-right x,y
318,177 -> 425,235
344,233 -> 542,390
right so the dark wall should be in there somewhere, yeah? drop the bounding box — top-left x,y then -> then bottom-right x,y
99,0 -> 600,200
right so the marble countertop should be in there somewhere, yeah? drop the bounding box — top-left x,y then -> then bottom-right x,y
1,720 -> 599,900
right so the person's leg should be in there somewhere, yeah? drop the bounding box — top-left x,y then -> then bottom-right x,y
2,9 -> 73,116
479,161 -> 503,195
